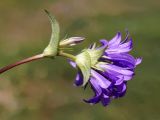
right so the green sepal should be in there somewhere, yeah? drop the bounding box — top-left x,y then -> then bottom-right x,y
87,47 -> 105,66
43,10 -> 60,57
75,45 -> 106,86
75,50 -> 91,86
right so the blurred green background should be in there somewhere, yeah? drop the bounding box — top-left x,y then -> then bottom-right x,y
0,0 -> 159,120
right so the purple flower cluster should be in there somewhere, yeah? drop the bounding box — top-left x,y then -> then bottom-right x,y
69,32 -> 142,106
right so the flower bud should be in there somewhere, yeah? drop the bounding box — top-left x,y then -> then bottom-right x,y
60,37 -> 85,47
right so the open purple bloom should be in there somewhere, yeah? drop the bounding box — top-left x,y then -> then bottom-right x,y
69,32 -> 142,106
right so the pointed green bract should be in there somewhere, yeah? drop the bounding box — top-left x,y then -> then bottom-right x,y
75,50 -> 91,86
75,46 -> 106,86
87,48 -> 105,66
43,10 -> 60,57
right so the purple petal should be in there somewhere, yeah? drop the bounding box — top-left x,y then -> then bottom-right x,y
118,38 -> 133,53
99,64 -> 134,81
106,39 -> 132,53
90,77 -> 102,95
98,71 -> 124,85
105,32 -> 133,54
100,64 -> 134,76
91,69 -> 111,89
68,59 -> 76,68
122,30 -> 129,43
113,83 -> 127,98
117,84 -> 127,97
74,70 -> 83,86
96,39 -> 108,49
135,58 -> 142,65
101,94 -> 110,106
114,75 -> 124,85
84,77 -> 102,104
115,83 -> 126,92
103,53 -> 136,69
108,69 -> 133,81
108,32 -> 121,48
100,71 -> 117,83
123,75 -> 133,81
84,96 -> 100,104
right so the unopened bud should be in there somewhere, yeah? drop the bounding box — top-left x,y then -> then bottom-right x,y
60,37 -> 85,47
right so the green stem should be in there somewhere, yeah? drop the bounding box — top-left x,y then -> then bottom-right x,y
0,54 -> 44,74
58,51 -> 76,61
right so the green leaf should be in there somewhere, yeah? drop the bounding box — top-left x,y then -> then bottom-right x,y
75,51 -> 91,86
43,10 -> 60,57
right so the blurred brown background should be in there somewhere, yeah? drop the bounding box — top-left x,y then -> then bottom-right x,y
0,0 -> 160,120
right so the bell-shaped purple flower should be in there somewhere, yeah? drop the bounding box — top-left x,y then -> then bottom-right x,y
69,32 -> 142,106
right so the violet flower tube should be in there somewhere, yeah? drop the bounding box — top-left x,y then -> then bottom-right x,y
69,32 -> 142,106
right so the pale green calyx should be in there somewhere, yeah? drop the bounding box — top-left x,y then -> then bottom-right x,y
87,47 -> 106,66
75,50 -> 91,86
75,45 -> 106,86
43,10 -> 60,57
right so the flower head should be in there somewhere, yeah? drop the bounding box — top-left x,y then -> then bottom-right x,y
0,10 -> 142,108
69,32 -> 142,106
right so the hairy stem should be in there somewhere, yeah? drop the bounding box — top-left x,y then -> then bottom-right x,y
0,54 -> 44,74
